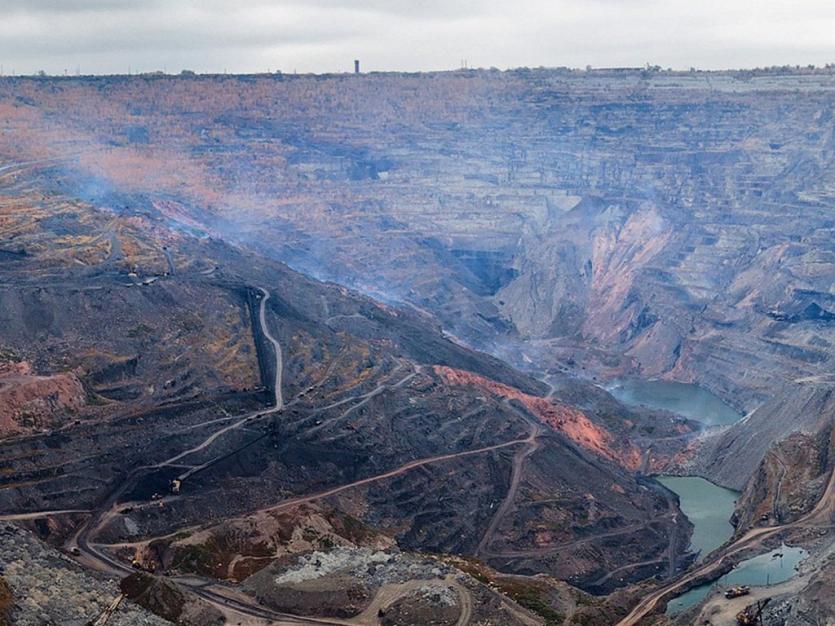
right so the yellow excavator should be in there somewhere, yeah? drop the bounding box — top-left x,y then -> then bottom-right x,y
725,585 -> 751,599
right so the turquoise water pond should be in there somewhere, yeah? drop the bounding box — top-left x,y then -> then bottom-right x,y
607,379 -> 742,425
657,476 -> 738,559
666,544 -> 807,615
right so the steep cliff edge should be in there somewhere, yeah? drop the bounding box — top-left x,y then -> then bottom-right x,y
689,386 -> 834,490
120,573 -> 223,626
732,422 -> 834,532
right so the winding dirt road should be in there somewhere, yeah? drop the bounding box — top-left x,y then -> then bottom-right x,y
250,434 -> 534,519
302,369 -> 417,438
54,285 -> 308,624
45,284 -> 504,625
482,521 -> 654,560
475,407 -> 541,557
258,287 -> 284,410
0,508 -> 90,521
771,450 -> 788,521
345,577 -> 472,626
157,287 -> 283,476
3,281 -> 541,626
617,463 -> 835,625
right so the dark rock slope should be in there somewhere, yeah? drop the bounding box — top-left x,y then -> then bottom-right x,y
0,155 -> 693,603
1,69 -> 831,483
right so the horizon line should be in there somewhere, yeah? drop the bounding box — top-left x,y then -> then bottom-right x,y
2,62 -> 835,80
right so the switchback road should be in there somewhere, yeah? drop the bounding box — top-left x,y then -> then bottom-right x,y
618,463 -> 835,625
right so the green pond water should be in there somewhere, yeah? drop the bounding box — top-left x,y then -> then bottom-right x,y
666,544 -> 807,615
610,380 -> 794,616
607,379 -> 742,426
657,476 -> 738,559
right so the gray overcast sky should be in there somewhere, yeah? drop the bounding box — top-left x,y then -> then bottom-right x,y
1,0 -> 834,75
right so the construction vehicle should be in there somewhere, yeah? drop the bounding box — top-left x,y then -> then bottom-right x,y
725,585 -> 751,599
736,598 -> 770,625
131,558 -> 155,572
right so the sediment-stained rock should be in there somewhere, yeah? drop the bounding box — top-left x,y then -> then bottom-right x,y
0,361 -> 86,437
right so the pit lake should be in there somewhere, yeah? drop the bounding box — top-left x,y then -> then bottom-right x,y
610,378 -> 781,616
666,544 -> 807,615
606,379 -> 742,426
657,476 -> 738,559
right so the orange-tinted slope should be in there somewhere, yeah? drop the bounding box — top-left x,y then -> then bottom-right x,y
0,361 -> 86,438
435,365 -> 641,470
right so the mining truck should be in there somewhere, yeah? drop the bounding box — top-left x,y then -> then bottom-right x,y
725,585 -> 751,599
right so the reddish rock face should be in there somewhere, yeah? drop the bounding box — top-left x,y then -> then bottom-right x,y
0,361 -> 86,437
434,365 -> 642,470
0,576 -> 11,626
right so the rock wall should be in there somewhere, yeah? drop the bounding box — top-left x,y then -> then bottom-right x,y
690,386 -> 835,490
0,361 -> 86,437
732,423 -> 833,531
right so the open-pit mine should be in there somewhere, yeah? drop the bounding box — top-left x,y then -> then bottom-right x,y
0,67 -> 833,626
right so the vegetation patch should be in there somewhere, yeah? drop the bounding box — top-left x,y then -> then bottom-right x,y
493,579 -> 565,626
440,555 -> 490,584
333,511 -> 379,544
170,542 -> 218,577
127,323 -> 155,338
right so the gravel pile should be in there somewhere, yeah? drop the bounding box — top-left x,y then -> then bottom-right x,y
0,524 -> 170,626
269,547 -> 449,588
